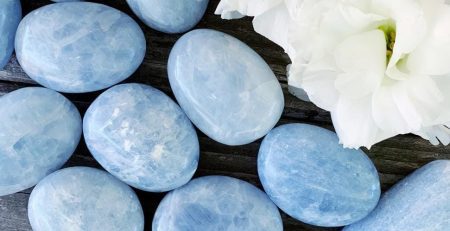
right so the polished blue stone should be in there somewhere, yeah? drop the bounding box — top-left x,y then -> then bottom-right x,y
153,175 -> 283,231
0,0 -> 21,69
258,123 -> 381,227
28,167 -> 144,231
168,29 -> 284,146
0,87 -> 81,196
126,0 -> 208,34
345,160 -> 450,231
84,83 -> 199,192
15,2 -> 146,93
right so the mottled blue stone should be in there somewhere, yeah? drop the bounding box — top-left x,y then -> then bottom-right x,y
0,87 -> 81,196
28,167 -> 144,231
168,29 -> 284,146
84,83 -> 199,192
153,175 -> 283,231
258,124 -> 381,227
126,0 -> 208,34
345,160 -> 450,231
52,0 -> 81,2
15,2 -> 146,93
0,0 -> 21,69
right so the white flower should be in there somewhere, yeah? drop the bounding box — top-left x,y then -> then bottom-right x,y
216,0 -> 450,148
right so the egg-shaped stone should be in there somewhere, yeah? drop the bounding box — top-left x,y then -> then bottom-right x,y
258,124 -> 381,227
0,0 -> 21,69
168,29 -> 284,146
84,83 -> 199,192
28,167 -> 144,231
15,2 -> 146,93
0,87 -> 81,196
126,0 -> 208,34
52,0 -> 81,2
345,160 -> 450,231
153,175 -> 283,231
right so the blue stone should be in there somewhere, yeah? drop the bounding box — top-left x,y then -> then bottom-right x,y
153,175 -> 283,231
84,83 -> 199,192
168,29 -> 284,146
345,160 -> 450,231
126,0 -> 209,34
0,0 -> 21,69
0,87 -> 81,196
258,123 -> 381,227
15,2 -> 146,93
28,167 -> 144,231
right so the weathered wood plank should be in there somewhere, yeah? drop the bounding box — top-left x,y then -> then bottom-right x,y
1,0 -> 449,230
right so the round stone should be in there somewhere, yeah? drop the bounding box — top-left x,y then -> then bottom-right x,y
345,160 -> 450,231
0,0 -> 21,69
0,87 -> 81,196
126,0 -> 209,34
15,2 -> 146,93
28,167 -> 144,231
168,29 -> 284,146
84,83 -> 199,192
258,123 -> 381,227
153,175 -> 283,231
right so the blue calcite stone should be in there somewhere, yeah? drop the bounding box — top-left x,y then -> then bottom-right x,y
15,2 -> 146,93
84,83 -> 199,192
168,29 -> 284,146
126,0 -> 209,34
153,175 -> 283,231
258,124 -> 381,227
28,167 -> 144,231
345,160 -> 450,231
0,87 -> 81,196
0,0 -> 21,69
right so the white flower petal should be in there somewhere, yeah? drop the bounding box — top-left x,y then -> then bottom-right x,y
372,83 -> 421,134
334,30 -> 386,99
415,125 -> 450,145
332,96 -> 394,149
215,0 -> 283,19
297,56 -> 340,111
407,5 -> 450,75
372,0 -> 428,80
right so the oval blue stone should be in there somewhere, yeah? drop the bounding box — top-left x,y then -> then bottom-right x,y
28,167 -> 144,231
126,0 -> 209,34
84,83 -> 199,192
168,29 -> 284,146
15,2 -> 146,93
0,0 -> 21,69
258,124 -> 381,227
153,175 -> 283,231
345,160 -> 450,231
0,87 -> 81,196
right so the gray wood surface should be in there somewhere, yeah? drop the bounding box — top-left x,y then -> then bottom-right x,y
1,0 -> 449,230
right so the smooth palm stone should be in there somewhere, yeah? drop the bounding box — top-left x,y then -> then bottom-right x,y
168,29 -> 284,146
15,2 -> 146,93
28,167 -> 144,231
153,176 -> 283,231
0,0 -> 21,69
345,160 -> 450,231
84,83 -> 199,192
126,0 -> 208,34
258,123 -> 381,227
0,87 -> 81,196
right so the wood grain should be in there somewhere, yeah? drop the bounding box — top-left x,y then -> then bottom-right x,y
0,0 -> 449,230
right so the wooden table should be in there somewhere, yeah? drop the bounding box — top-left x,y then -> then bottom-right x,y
1,1 -> 449,230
